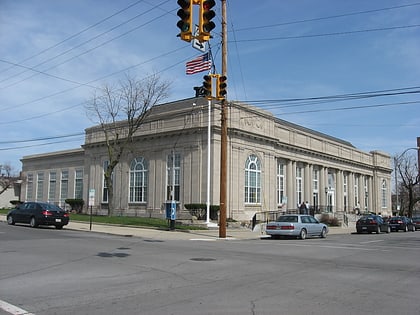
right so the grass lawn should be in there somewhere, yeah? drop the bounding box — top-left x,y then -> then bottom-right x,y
0,209 -> 206,231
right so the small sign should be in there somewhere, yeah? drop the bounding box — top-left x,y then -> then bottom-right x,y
170,200 -> 176,220
88,189 -> 95,207
192,25 -> 206,52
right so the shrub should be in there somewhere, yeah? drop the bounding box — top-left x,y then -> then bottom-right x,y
184,204 -> 219,220
65,199 -> 85,213
319,213 -> 341,226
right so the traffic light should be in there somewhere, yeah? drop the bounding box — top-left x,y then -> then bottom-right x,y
202,75 -> 212,99
216,75 -> 227,100
177,0 -> 192,42
198,0 -> 216,42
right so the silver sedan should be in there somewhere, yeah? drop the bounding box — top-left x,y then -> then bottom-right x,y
265,214 -> 329,239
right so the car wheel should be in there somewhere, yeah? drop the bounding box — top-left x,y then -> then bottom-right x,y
30,217 -> 38,228
7,215 -> 15,225
55,225 -> 64,230
299,229 -> 307,240
320,227 -> 327,238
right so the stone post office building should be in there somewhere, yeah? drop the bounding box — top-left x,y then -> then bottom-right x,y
20,97 -> 392,222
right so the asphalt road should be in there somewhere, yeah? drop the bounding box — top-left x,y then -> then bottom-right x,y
1,223 -> 419,315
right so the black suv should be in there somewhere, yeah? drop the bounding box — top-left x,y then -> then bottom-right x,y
7,202 -> 69,229
388,216 -> 415,232
356,215 -> 390,234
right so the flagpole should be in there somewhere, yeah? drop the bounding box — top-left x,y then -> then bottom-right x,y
206,97 -> 211,225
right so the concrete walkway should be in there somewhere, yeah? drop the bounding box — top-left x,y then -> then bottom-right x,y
0,214 -> 355,240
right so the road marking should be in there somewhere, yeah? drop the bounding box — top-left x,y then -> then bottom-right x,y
0,299 -> 35,315
360,240 -> 384,244
189,237 -> 238,241
190,238 -> 216,241
273,242 -> 390,251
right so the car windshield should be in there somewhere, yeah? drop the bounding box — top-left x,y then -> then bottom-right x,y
276,215 -> 298,223
361,216 -> 375,220
360,215 -> 382,222
40,203 -> 63,211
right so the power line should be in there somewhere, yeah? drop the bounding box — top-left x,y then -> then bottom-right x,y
234,2 -> 420,32
0,133 -> 84,144
0,138 -> 84,151
241,86 -> 420,106
276,100 -> 420,115
0,0 -> 146,76
0,45 -> 191,120
231,24 -> 420,43
0,0 -> 172,89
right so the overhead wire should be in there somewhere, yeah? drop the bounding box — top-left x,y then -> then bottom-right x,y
234,2 -> 420,32
2,1 -> 419,149
0,0 -> 173,89
0,0 -> 146,75
0,133 -> 85,144
231,24 -> 420,43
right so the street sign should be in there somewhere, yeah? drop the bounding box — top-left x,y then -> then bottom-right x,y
170,200 -> 177,220
88,189 -> 95,207
192,25 -> 206,52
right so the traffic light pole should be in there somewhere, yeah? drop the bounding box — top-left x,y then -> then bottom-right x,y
219,0 -> 227,238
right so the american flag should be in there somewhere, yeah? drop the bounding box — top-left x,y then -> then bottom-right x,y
185,52 -> 212,75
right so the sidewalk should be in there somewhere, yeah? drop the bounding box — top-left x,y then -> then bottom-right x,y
0,214 -> 354,240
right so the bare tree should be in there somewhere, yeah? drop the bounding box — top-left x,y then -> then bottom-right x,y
85,73 -> 170,216
395,152 -> 420,217
0,163 -> 19,196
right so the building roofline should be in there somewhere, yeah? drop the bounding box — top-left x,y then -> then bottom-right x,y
21,148 -> 84,161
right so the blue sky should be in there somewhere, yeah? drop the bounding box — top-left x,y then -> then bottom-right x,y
1,0 -> 419,171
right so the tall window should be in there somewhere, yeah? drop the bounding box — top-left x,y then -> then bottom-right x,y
364,176 -> 369,210
312,168 -> 319,209
354,174 -> 359,207
296,166 -> 303,205
343,173 -> 348,212
27,173 -> 34,200
60,170 -> 69,206
48,172 -> 56,203
74,170 -> 84,199
36,172 -> 44,201
327,171 -> 335,189
277,161 -> 285,205
130,157 -> 148,203
313,169 -> 319,191
167,153 -> 180,201
245,155 -> 261,204
381,180 -> 387,209
103,161 -> 108,203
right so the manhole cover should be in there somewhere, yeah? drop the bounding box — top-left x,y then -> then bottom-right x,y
190,257 -> 216,262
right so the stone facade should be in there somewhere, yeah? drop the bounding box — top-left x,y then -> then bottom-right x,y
20,98 -> 392,220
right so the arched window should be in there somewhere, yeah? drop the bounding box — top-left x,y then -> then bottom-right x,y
129,157 -> 148,203
381,180 -> 387,209
245,155 -> 261,204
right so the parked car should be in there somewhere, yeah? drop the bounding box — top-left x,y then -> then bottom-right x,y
356,215 -> 390,234
388,216 -> 415,232
7,202 -> 69,229
412,217 -> 420,231
265,214 -> 328,240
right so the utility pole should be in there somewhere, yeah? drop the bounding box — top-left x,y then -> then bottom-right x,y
219,0 -> 227,238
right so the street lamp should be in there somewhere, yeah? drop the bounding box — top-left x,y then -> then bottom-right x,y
394,146 -> 420,214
